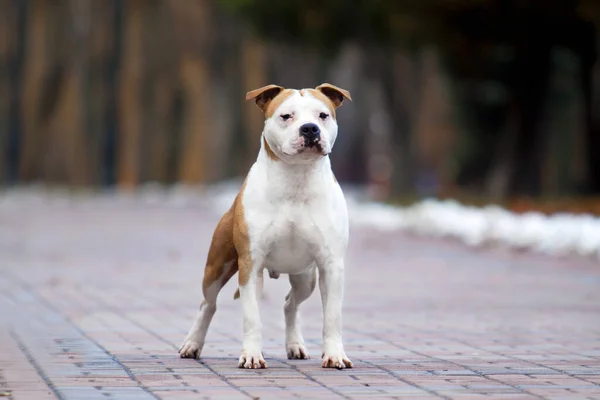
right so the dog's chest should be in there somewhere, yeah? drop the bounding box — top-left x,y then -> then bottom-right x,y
243,159 -> 347,273
261,202 -> 318,273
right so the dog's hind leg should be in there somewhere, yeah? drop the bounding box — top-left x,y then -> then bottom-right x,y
179,208 -> 238,359
284,267 -> 317,359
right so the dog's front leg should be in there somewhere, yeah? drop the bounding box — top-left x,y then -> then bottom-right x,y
318,260 -> 353,369
237,255 -> 267,369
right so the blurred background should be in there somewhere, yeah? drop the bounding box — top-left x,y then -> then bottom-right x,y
2,0 -> 600,214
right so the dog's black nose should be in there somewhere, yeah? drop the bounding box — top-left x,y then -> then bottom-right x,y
299,123 -> 320,140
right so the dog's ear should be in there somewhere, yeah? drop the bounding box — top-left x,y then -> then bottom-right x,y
245,85 -> 285,112
315,83 -> 352,108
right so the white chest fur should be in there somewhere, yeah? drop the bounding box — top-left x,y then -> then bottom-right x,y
242,150 -> 349,275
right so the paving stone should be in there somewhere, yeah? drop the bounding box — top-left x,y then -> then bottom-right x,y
1,199 -> 599,399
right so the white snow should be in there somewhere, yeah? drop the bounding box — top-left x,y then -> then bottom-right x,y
1,182 -> 598,261
345,197 -> 600,260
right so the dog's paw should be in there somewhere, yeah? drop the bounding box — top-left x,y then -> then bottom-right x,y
321,351 -> 353,369
238,350 -> 267,369
286,342 -> 309,360
179,340 -> 203,359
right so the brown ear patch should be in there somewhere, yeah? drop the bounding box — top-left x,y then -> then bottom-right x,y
315,83 -> 352,108
246,85 -> 284,113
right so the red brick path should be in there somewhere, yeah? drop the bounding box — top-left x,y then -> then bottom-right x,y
0,197 -> 599,399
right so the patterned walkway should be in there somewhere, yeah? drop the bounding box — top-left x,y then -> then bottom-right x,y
0,196 -> 599,399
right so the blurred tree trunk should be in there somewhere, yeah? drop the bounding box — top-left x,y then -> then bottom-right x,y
211,9 -> 243,180
86,0 -> 115,186
538,52 -> 578,198
412,47 -> 456,197
148,77 -> 174,183
19,0 -> 49,182
507,37 -> 551,197
584,29 -> 600,194
485,102 -> 519,200
362,76 -> 393,200
143,1 -> 176,184
0,0 -> 16,182
241,36 -> 268,172
178,56 -> 210,184
579,0 -> 600,193
561,49 -> 587,195
67,0 -> 91,186
544,15 -> 597,195
382,46 -> 417,197
43,0 -> 91,186
569,99 -> 587,195
324,44 -> 365,183
38,2 -> 65,184
98,0 -> 123,186
170,0 -> 213,185
117,0 -> 144,189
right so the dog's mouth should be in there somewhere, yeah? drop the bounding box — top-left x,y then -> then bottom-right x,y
303,136 -> 320,149
299,143 -> 327,156
303,137 -> 328,155
281,138 -> 330,157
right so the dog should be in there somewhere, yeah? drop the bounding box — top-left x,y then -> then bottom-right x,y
179,83 -> 353,370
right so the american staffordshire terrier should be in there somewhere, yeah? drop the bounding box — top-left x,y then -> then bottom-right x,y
179,83 -> 353,369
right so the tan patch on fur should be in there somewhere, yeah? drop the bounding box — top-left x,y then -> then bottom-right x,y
263,137 -> 279,161
201,179 -> 251,300
201,208 -> 238,297
264,89 -> 295,118
232,179 -> 251,288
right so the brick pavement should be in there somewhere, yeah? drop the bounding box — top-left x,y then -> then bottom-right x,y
0,194 -> 599,399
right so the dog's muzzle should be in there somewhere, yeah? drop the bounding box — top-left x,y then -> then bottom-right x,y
299,123 -> 320,148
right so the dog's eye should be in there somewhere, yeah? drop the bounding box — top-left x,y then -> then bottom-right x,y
281,114 -> 291,121
319,112 -> 329,120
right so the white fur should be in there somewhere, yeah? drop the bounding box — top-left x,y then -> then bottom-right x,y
237,91 -> 352,369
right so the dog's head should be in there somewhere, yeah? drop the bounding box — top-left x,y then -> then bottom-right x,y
246,84 -> 351,164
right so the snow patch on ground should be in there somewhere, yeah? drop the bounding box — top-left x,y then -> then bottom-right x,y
346,198 -> 600,260
1,182 -> 598,261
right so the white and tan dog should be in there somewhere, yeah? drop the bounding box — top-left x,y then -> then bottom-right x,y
179,83 -> 353,370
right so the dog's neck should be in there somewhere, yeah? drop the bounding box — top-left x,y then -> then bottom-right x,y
256,139 -> 332,203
